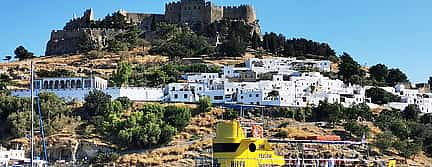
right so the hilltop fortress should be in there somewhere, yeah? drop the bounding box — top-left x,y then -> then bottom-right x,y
46,0 -> 259,56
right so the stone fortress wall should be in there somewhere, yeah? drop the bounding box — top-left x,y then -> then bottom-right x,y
222,5 -> 256,23
46,28 -> 123,56
46,0 -> 259,56
165,0 -> 256,28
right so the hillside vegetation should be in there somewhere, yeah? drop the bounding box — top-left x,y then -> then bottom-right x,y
1,18 -> 430,166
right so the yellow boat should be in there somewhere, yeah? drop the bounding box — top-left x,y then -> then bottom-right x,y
212,120 -> 400,167
213,120 -> 285,167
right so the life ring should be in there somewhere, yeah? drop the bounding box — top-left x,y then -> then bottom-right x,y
252,125 -> 263,138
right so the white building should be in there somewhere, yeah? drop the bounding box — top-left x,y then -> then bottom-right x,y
245,57 -> 332,74
11,76 -> 164,102
165,68 -> 365,108
0,146 -> 25,166
385,85 -> 432,113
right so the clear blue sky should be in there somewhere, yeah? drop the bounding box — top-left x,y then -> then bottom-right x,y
0,0 -> 431,82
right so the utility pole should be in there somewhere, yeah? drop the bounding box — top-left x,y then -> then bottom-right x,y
30,61 -> 34,167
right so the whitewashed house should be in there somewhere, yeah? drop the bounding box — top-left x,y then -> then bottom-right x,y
11,76 -> 164,102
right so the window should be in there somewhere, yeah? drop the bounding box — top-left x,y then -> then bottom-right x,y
214,96 -> 223,100
172,87 -> 176,91
174,94 -> 178,99
84,80 -> 91,88
184,94 -> 188,98
241,96 -> 244,99
256,94 -> 259,97
249,94 -> 252,97
213,143 -> 240,152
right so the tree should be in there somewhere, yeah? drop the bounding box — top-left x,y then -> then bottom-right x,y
369,64 -> 388,82
394,139 -> 422,159
420,113 -> 432,124
366,87 -> 400,104
312,101 -> 343,126
3,55 -> 12,62
78,33 -> 95,53
403,104 -> 420,121
344,121 -> 370,138
97,11 -> 131,29
374,109 -> 403,131
337,52 -> 364,84
116,112 -> 163,148
219,34 -> 247,57
111,61 -> 132,87
429,77 -> 432,90
198,96 -> 212,114
150,25 -> 213,60
138,103 -> 166,118
143,68 -> 168,87
386,68 -> 408,86
159,124 -> 177,145
345,103 -> 372,121
102,103 -> 191,149
2,93 -> 74,138
115,97 -> 132,110
36,69 -> 75,78
82,90 -> 112,119
14,46 -> 35,61
113,26 -> 141,50
251,31 -> 262,50
164,106 -> 191,131
375,131 -> 395,154
106,39 -> 128,52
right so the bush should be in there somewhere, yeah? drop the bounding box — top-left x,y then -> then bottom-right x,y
344,121 -> 369,138
90,151 -> 119,165
197,96 -> 212,114
110,61 -> 132,87
223,109 -> 239,120
312,101 -> 343,126
36,69 -> 75,78
394,140 -> 422,159
274,130 -> 289,138
374,131 -> 395,154
150,24 -> 213,59
115,97 -> 132,110
82,90 -> 113,119
1,93 -> 76,138
101,103 -> 191,149
164,106 -> 191,130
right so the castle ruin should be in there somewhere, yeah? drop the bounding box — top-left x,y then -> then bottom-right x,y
46,0 -> 259,56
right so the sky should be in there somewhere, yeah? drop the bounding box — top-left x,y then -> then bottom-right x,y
0,0 -> 431,82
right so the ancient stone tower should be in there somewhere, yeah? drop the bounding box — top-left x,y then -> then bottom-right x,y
45,0 -> 260,56
64,9 -> 95,30
165,0 -> 257,31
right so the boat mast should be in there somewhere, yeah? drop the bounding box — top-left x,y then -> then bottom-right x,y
30,61 -> 34,167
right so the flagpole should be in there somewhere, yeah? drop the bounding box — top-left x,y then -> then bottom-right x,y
30,61 -> 34,167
